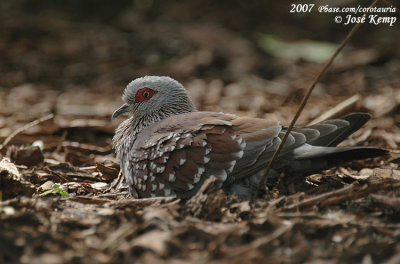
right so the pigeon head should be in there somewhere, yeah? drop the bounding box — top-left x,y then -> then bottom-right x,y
112,76 -> 196,120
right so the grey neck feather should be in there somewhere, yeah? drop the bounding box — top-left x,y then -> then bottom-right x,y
112,98 -> 196,158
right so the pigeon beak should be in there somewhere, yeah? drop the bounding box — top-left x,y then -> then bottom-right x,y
112,103 -> 129,118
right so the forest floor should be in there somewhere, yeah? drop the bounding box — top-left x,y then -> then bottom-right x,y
1,1 -> 400,263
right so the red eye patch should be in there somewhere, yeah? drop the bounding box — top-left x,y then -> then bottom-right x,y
135,87 -> 158,103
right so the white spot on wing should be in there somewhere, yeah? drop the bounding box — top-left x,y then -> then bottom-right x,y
226,160 -> 237,173
235,150 -> 244,159
203,156 -> 210,163
143,175 -> 148,181
159,182 -> 165,189
164,188 -> 171,196
156,166 -> 165,173
236,137 -> 243,145
187,183 -> 194,190
179,158 -> 186,165
193,166 -> 204,183
168,173 -> 176,182
152,184 -> 157,191
215,169 -> 227,182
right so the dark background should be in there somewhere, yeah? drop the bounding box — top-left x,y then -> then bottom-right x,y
1,0 -> 399,125
1,1 -> 400,263
1,0 -> 398,87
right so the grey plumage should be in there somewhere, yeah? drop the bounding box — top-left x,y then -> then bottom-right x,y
112,76 -> 388,198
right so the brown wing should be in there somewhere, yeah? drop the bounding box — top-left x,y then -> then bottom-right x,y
224,117 -> 283,184
128,112 -> 246,198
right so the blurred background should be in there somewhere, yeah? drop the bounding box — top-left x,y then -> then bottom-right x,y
0,0 -> 399,147
1,2 -> 400,263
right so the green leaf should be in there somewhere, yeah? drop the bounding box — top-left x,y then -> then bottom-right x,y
52,183 -> 70,198
37,183 -> 70,198
258,34 -> 340,63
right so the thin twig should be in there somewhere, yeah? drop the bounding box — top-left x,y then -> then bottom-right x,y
280,180 -> 400,211
252,0 -> 381,201
226,221 -> 293,258
281,182 -> 358,211
308,94 -> 361,125
0,113 -> 54,151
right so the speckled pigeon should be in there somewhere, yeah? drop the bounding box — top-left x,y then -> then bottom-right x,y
112,76 -> 387,198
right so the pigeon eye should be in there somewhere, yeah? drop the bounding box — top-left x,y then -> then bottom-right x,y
143,91 -> 150,98
135,87 -> 158,103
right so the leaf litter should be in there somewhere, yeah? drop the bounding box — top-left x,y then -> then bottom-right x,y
0,2 -> 400,263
